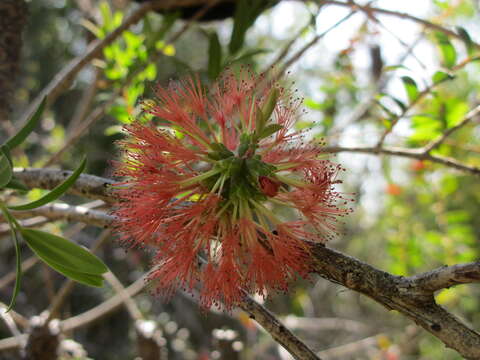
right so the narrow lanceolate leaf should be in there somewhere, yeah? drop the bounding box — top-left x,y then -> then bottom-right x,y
0,205 -> 22,311
401,76 -> 419,103
5,97 -> 46,150
456,26 -> 474,55
0,147 -> 13,188
434,32 -> 457,69
208,32 -> 222,80
229,0 -> 267,54
21,228 -> 108,274
8,157 -> 86,210
4,177 -> 29,192
39,260 -> 104,287
258,124 -> 283,139
261,88 -> 279,123
21,228 -> 108,287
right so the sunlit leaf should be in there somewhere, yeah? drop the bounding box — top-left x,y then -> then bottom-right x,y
432,70 -> 455,84
304,98 -> 323,111
401,76 -> 419,103
162,44 -> 176,57
434,32 -> 457,68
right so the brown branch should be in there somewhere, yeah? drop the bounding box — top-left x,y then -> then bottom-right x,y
0,0 -> 28,138
239,295 -> 321,360
405,261 -> 480,293
13,168 -> 114,203
8,202 -> 114,228
322,145 -> 480,175
310,244 -> 480,359
0,201 -> 105,236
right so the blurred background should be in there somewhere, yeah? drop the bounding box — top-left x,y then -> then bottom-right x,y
1,0 -> 480,359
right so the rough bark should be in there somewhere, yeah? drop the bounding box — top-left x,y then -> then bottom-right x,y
0,0 -> 28,138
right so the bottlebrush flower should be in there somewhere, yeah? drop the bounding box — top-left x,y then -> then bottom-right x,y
113,69 -> 352,310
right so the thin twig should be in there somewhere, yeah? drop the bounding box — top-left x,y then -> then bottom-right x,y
320,0 -> 480,49
322,145 -> 480,175
317,334 -> 380,358
272,10 -> 356,82
103,271 -> 143,321
423,104 -> 480,153
375,81 -> 439,148
61,274 -> 147,332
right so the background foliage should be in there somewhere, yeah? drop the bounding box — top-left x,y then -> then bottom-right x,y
1,0 -> 480,359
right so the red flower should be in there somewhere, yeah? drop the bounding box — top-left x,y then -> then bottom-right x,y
113,69 -> 352,310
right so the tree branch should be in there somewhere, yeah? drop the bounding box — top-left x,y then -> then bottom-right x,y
311,244 -> 480,359
13,168 -> 114,202
405,261 -> 480,293
239,295 -> 321,360
4,171 -> 480,358
9,202 -> 114,228
322,145 -> 480,175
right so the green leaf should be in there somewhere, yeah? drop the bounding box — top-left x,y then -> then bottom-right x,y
5,97 -> 46,150
42,261 -> 104,287
229,0 -> 268,54
378,92 -> 407,113
432,71 -> 455,84
258,124 -> 283,139
456,26 -> 474,55
0,205 -> 22,311
4,177 -> 29,192
228,48 -> 270,65
434,32 -> 457,69
8,157 -> 86,211
21,228 -> 108,283
208,32 -> 222,80
0,147 -> 13,188
261,88 -> 279,124
401,76 -> 419,103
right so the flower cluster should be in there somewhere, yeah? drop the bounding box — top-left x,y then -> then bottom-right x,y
113,69 -> 352,310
